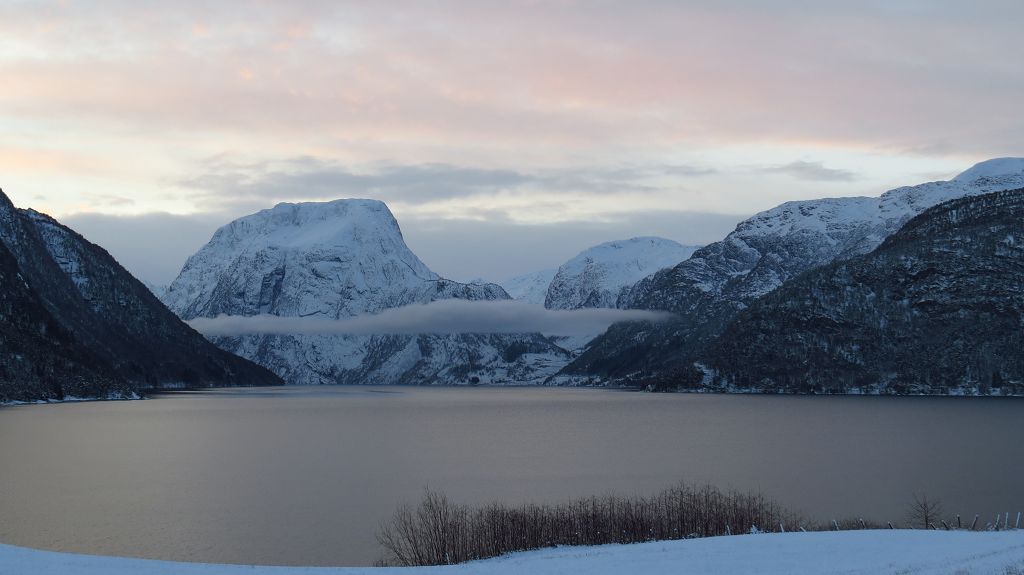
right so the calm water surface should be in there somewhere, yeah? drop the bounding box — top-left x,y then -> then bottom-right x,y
1,386 -> 1022,566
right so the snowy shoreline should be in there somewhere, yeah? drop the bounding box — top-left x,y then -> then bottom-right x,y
2,531 -> 1022,575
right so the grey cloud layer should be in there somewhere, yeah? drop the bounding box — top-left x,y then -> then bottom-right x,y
179,157 -> 716,208
188,300 -> 673,337
760,161 -> 861,182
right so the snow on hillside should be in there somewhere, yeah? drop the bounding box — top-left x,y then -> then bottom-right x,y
163,199 -> 442,319
500,268 -> 557,305
624,158 -> 1024,310
2,531 -> 1022,575
545,237 -> 699,310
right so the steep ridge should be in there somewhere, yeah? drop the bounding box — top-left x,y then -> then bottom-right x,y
164,200 -> 570,385
0,237 -> 124,402
701,189 -> 1024,394
0,189 -> 282,402
562,159 -> 1024,386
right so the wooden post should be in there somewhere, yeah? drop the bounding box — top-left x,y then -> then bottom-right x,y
887,522 -> 894,530
832,520 -> 839,531
859,518 -> 866,530
941,520 -> 950,531
956,515 -> 961,529
971,515 -> 979,531
1016,512 -> 1021,530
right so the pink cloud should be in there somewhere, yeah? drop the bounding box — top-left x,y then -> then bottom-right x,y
0,1 -> 1020,161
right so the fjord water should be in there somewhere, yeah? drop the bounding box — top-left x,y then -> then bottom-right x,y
0,387 -> 1021,567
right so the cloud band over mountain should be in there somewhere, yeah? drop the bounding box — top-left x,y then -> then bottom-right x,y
187,299 -> 672,337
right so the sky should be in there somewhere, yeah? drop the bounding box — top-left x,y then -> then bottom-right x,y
1,0 -> 1021,284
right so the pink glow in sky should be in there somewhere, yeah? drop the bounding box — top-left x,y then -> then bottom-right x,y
0,1 -> 1020,281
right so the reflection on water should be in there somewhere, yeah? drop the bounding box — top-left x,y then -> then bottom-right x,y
0,386 -> 1021,566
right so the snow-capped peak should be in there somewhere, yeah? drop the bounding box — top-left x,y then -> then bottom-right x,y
952,157 -> 1024,182
545,237 -> 699,310
163,198 -> 442,320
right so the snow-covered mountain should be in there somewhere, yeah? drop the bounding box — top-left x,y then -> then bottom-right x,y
500,268 -> 557,305
163,199 -> 570,386
703,188 -> 1024,395
545,237 -> 699,310
564,158 -> 1024,383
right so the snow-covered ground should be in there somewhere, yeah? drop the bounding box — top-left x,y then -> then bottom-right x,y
2,531 -> 1022,575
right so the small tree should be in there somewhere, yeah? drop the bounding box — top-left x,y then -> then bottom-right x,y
907,494 -> 943,529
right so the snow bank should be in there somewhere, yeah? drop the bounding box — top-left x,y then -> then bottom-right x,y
1,530 -> 1022,575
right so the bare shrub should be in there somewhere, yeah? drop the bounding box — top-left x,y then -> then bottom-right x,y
377,482 -> 803,566
907,494 -> 944,529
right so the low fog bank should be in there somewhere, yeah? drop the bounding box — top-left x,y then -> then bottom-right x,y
188,300 -> 672,337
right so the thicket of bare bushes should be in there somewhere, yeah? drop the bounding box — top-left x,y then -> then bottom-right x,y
377,482 -> 803,566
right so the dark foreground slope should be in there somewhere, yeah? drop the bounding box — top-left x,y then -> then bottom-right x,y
0,189 -> 281,402
0,238 -> 126,402
702,189 -> 1024,394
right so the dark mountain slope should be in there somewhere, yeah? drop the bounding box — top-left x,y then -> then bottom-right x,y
0,238 -> 124,402
701,189 -> 1024,395
0,189 -> 282,402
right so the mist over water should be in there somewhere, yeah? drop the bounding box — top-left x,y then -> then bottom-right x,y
187,300 -> 672,337
0,387 -> 1021,567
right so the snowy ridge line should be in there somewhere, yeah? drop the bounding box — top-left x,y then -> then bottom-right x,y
1,531 -> 1023,574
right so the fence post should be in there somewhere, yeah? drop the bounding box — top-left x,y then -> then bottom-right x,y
1016,512 -> 1021,530
832,520 -> 839,531
971,515 -> 979,531
956,515 -> 961,530
887,522 -> 894,530
940,520 -> 950,531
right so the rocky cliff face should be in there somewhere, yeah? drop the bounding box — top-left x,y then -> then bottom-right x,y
562,159 -> 1024,385
164,199 -> 569,385
0,189 -> 282,403
701,189 -> 1024,395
